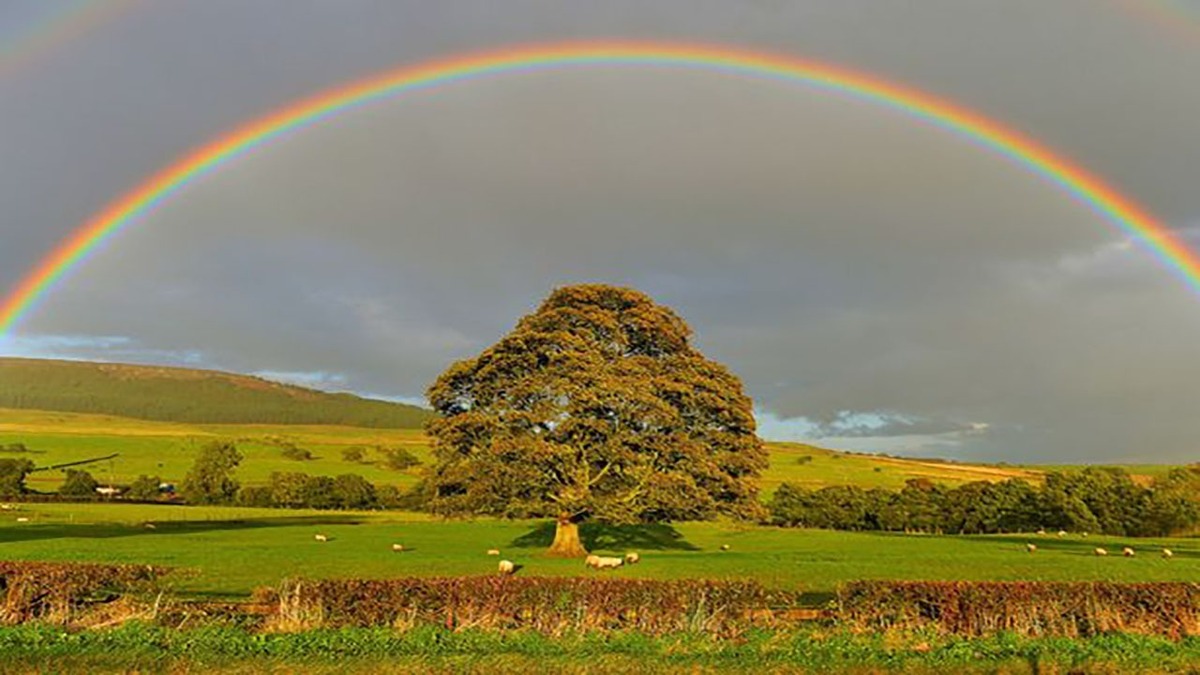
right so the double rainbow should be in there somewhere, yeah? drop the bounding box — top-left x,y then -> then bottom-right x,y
2,41 -> 1195,337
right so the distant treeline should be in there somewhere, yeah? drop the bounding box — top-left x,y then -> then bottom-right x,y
0,358 -> 432,428
769,468 -> 1200,537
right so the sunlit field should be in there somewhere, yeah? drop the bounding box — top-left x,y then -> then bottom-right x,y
0,502 -> 1194,601
2,408 -> 1146,497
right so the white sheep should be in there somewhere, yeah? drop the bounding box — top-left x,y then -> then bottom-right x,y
584,554 -> 623,570
143,522 -> 157,530
392,543 -> 404,552
314,534 -> 329,542
1162,548 -> 1174,559
624,552 -> 640,565
1026,543 -> 1037,553
1122,547 -> 1135,558
486,549 -> 500,556
1094,547 -> 1108,557
498,559 -> 515,575
15,517 -> 29,523
1036,529 -> 1046,536
1057,530 -> 1067,537
720,544 -> 731,551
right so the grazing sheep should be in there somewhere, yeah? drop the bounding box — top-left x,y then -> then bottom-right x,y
486,549 -> 500,556
720,544 -> 731,551
392,543 -> 405,552
1026,543 -> 1037,553
1036,529 -> 1046,536
143,523 -> 157,530
1094,548 -> 1108,557
1162,548 -> 1174,559
314,534 -> 329,542
585,555 -> 624,570
1081,532 -> 1089,538
1057,530 -> 1067,537
1122,547 -> 1135,557
498,559 -> 515,575
624,552 -> 640,565
15,517 -> 29,523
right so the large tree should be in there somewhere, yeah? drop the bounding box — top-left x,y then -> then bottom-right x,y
425,284 -> 768,556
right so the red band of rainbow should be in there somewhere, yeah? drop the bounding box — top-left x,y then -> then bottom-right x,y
2,42 -> 1194,338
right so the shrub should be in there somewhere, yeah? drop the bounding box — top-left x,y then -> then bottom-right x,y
0,561 -> 166,625
380,447 -> 421,471
0,459 -> 33,497
280,444 -> 314,461
180,441 -> 242,505
795,455 -> 813,465
58,469 -> 100,497
341,446 -> 367,463
837,581 -> 1200,638
125,475 -> 163,501
268,577 -> 800,636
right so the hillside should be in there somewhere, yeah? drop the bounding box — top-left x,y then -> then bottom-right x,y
0,358 -> 432,428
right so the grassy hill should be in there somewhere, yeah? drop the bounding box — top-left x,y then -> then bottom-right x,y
0,357 -> 432,428
0,408 -> 1052,495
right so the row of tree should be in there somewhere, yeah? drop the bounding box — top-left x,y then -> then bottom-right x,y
768,468 -> 1200,537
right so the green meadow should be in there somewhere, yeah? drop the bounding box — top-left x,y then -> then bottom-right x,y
0,502 -> 1195,600
1,408 -> 1055,496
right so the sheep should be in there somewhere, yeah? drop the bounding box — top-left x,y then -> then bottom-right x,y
1162,548 -> 1174,559
624,552 -> 640,565
15,517 -> 29,523
585,555 -> 624,570
143,522 -> 157,530
1057,530 -> 1067,537
1094,547 -> 1108,556
498,559 -> 515,575
1026,543 -> 1037,553
486,549 -> 500,556
1122,547 -> 1135,558
392,543 -> 405,552
314,534 -> 329,542
1081,532 -> 1089,538
1036,529 -> 1046,536
720,544 -> 731,551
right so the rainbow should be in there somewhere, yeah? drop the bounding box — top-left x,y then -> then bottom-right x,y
1,0 -> 138,79
2,41 -> 1196,337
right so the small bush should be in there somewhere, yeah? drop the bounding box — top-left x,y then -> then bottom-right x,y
267,576 -> 801,637
380,448 -> 421,471
280,445 -> 314,461
838,581 -> 1200,638
0,561 -> 166,625
795,456 -> 813,465
341,446 -> 367,463
58,469 -> 99,497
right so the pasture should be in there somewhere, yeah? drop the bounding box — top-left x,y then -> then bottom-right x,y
0,408 -> 1075,496
0,502 -> 1195,601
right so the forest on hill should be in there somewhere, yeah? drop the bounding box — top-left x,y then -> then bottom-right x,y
0,358 -> 432,428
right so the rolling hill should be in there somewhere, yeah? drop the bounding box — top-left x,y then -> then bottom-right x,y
0,357 -> 432,428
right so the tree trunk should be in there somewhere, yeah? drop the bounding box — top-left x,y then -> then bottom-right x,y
547,513 -> 588,557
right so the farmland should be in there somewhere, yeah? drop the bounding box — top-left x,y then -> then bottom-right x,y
0,502 -> 1195,600
0,407 -> 1070,496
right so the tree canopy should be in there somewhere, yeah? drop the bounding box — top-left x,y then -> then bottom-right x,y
424,284 -> 768,538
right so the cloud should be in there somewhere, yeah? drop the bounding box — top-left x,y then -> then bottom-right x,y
3,1 -> 1200,464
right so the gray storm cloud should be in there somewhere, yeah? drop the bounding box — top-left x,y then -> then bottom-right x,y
2,0 -> 1200,463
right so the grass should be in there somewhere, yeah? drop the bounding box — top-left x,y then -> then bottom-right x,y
1,408 -> 1056,494
0,357 -> 431,428
1,623 -> 1199,673
0,502 -> 1195,600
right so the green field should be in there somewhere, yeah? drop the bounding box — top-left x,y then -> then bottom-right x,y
1,408 -> 1054,495
1,502 -> 1194,600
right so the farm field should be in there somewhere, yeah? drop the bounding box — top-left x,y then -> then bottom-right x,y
0,502 -> 1195,600
0,408 -> 1085,496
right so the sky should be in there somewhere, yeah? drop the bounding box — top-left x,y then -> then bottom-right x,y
2,0 -> 1200,463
